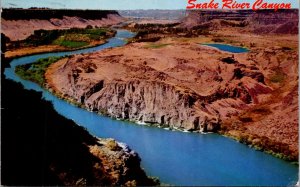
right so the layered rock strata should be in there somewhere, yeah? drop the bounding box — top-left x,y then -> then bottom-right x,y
45,42 -> 273,133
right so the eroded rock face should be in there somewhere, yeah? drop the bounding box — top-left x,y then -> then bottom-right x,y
85,80 -> 219,131
46,42 -> 274,133
179,9 -> 298,34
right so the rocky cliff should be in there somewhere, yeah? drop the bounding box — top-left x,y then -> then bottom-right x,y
44,22 -> 299,160
179,9 -> 298,34
180,10 -> 252,28
248,9 -> 299,34
45,41 -> 274,133
1,8 -> 124,41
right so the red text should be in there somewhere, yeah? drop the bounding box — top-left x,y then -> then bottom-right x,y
186,0 -> 219,9
222,0 -> 250,9
252,0 -> 291,11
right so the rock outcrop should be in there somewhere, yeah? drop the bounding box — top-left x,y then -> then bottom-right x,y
180,10 -> 252,28
179,9 -> 298,34
45,42 -> 273,133
247,9 -> 299,34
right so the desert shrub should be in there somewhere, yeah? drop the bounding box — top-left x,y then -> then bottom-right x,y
53,40 -> 88,48
85,25 -> 93,29
15,56 -> 63,85
250,107 -> 272,115
221,57 -> 237,64
281,46 -> 292,51
212,38 -> 225,42
269,68 -> 286,83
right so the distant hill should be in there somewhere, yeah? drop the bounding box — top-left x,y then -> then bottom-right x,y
2,8 -> 120,20
119,9 -> 186,20
179,9 -> 298,34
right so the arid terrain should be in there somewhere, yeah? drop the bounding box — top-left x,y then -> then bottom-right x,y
44,9 -> 298,161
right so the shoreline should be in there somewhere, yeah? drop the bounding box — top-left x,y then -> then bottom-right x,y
4,27 -> 118,59
5,40 -> 108,59
11,30 -> 298,163
42,77 -> 299,163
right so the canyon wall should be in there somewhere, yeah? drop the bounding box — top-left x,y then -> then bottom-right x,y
45,43 -> 275,133
1,9 -> 124,41
180,9 -> 299,34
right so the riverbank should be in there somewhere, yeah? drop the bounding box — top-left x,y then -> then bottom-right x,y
4,27 -> 117,59
5,40 -> 108,59
14,27 -> 298,162
8,28 -> 299,185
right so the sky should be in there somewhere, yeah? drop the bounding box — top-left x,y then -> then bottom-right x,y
2,0 -> 299,10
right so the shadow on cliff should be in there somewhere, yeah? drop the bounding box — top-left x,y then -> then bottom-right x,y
1,60 -> 157,185
1,29 -> 158,185
1,69 -> 103,185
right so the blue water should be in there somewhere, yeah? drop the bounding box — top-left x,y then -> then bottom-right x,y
4,30 -> 298,186
202,43 -> 249,53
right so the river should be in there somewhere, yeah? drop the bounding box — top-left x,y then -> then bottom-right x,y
4,30 -> 298,186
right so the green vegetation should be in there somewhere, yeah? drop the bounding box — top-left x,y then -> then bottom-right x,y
9,27 -> 115,50
145,43 -> 171,49
52,28 -> 109,48
53,40 -> 88,48
15,56 -> 63,85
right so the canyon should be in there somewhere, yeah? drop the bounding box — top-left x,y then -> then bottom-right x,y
44,9 -> 299,161
1,9 -> 158,186
2,8 -> 299,186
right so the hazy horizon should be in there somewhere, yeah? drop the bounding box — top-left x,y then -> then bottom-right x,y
2,0 -> 299,10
